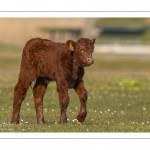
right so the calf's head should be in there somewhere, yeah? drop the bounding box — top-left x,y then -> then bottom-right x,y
67,38 -> 96,67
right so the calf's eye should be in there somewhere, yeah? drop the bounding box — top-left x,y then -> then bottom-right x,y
79,49 -> 84,52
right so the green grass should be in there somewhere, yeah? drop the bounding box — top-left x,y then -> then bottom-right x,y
1,43 -> 150,132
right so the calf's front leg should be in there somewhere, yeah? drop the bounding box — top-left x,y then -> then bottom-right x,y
74,81 -> 87,122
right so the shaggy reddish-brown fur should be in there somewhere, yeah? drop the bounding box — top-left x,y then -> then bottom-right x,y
11,37 -> 96,124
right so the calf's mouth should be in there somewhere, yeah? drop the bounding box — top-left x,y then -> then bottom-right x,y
83,60 -> 94,67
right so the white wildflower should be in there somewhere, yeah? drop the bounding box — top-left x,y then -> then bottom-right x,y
26,103 -> 29,106
72,119 -> 78,124
143,107 -> 146,111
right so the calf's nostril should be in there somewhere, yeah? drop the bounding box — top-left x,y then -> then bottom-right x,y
87,58 -> 93,63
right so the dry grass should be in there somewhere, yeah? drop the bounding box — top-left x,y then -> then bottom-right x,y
0,18 -> 88,45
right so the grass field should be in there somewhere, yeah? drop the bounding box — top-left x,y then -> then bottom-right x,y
1,43 -> 150,132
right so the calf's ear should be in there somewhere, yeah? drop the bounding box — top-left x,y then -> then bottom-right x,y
66,40 -> 76,51
91,39 -> 96,44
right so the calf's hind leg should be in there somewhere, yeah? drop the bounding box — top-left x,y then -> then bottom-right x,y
11,76 -> 35,124
32,77 -> 48,124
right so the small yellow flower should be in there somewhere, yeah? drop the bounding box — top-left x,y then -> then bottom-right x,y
136,128 -> 139,132
77,122 -> 81,125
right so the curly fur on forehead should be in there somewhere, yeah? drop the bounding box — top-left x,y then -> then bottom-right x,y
77,38 -> 92,44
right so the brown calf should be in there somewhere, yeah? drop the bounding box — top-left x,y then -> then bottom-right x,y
11,37 -> 96,124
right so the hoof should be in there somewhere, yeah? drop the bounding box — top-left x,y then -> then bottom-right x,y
37,120 -> 45,124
